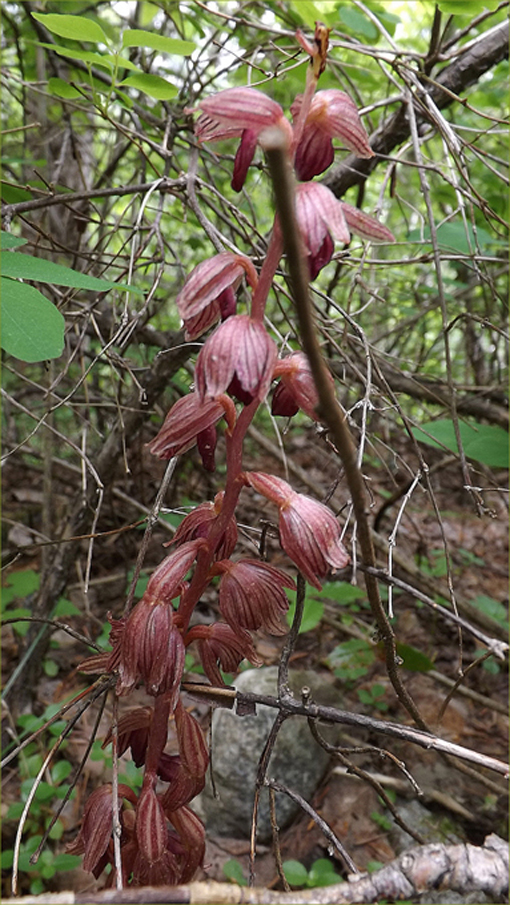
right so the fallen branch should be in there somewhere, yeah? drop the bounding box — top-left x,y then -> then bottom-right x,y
4,834 -> 507,904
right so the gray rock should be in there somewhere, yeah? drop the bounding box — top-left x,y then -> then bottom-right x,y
196,667 -> 333,841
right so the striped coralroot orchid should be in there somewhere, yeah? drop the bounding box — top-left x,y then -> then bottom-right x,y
292,89 -> 374,180
213,558 -> 295,635
243,472 -> 350,589
195,314 -> 277,404
192,86 -> 293,190
148,392 -> 236,461
176,252 -> 258,340
272,350 -> 333,421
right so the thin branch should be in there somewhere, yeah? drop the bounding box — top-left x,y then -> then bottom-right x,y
263,133 -> 428,731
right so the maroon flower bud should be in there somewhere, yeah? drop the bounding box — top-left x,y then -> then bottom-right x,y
192,86 -> 293,190
168,806 -> 206,884
116,544 -> 203,699
103,706 -> 153,766
195,314 -> 277,403
244,472 -> 350,589
294,182 -> 350,278
160,757 -> 205,812
176,252 -> 258,340
185,622 -> 262,687
66,783 -> 137,875
167,492 -> 238,561
272,351 -> 330,421
136,785 -> 168,865
148,392 -> 236,460
271,381 -> 299,418
175,699 -> 209,779
213,558 -> 295,635
292,89 -> 374,181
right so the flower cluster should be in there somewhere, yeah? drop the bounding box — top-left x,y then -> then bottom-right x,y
71,24 -> 393,891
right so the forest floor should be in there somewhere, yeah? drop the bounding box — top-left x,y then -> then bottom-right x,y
2,420 -> 508,897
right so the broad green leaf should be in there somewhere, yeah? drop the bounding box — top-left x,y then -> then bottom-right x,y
408,221 -> 498,255
2,569 -> 40,605
286,595 -> 324,633
37,42 -> 114,69
318,581 -> 365,603
223,859 -> 248,886
288,0 -> 333,28
122,29 -> 195,55
396,643 -> 434,673
338,6 -> 379,40
1,182 -> 32,203
31,12 -> 108,44
51,760 -> 73,784
1,231 -> 27,249
412,419 -> 509,469
470,595 -> 508,630
47,77 -> 84,99
51,853 -> 81,872
120,73 -> 178,99
437,0 -> 499,12
307,858 -> 341,887
1,278 -> 65,362
283,860 -> 308,887
1,251 -> 140,293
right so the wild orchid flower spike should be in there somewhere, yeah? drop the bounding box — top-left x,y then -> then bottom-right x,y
192,87 -> 293,191
243,472 -> 350,589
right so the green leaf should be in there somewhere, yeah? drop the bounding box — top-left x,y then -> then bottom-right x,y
286,595 -> 324,633
47,77 -> 84,99
308,858 -> 342,887
471,595 -> 508,630
396,643 -> 434,673
36,42 -> 114,69
1,231 -> 27,249
120,73 -> 178,99
31,13 -> 108,44
51,853 -> 82,871
53,597 -> 81,617
43,659 -> 59,677
338,6 -> 379,40
436,0 -> 499,13
2,569 -> 40,604
51,760 -> 73,784
283,860 -> 309,887
408,221 -> 499,255
1,250 -> 140,292
1,849 -> 14,869
122,29 -> 195,55
1,182 -> 32,203
1,278 -> 65,362
412,419 -> 509,468
318,582 -> 366,603
223,858 -> 248,886
287,1 -> 333,28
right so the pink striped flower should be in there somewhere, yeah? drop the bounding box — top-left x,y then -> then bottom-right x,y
244,472 -> 350,589
272,351 -> 333,421
193,87 -> 293,190
176,252 -> 258,340
148,392 -> 236,462
214,558 -> 295,635
294,183 -> 394,278
185,622 -> 262,687
195,314 -> 277,404
292,89 -> 374,181
295,182 -> 350,279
